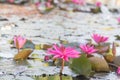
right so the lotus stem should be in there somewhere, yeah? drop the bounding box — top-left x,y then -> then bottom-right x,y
59,59 -> 65,80
18,48 -> 19,53
60,59 -> 65,75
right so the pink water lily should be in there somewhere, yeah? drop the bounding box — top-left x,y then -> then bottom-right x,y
80,44 -> 97,55
14,35 -> 26,52
117,17 -> 120,23
47,44 -> 80,61
72,0 -> 85,5
48,44 -> 80,74
117,67 -> 120,74
35,2 -> 41,7
92,34 -> 108,44
95,1 -> 102,7
8,0 -> 14,3
45,2 -> 53,8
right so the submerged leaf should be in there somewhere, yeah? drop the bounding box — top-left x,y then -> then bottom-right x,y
88,57 -> 109,72
69,54 -> 92,77
14,49 -> 33,60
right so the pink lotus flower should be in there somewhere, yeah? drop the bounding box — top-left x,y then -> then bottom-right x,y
72,0 -> 85,5
95,1 -> 102,7
117,17 -> 120,23
45,2 -> 52,8
35,2 -> 40,7
14,35 -> 26,49
47,44 -> 80,61
92,34 -> 108,44
117,67 -> 120,74
80,44 -> 97,55
8,0 -> 14,3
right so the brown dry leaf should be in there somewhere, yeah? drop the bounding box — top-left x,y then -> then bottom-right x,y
88,57 -> 110,72
14,49 -> 33,60
41,44 -> 52,50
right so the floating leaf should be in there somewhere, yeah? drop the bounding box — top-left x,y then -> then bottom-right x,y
14,49 -> 33,60
115,35 -> 120,40
69,54 -> 92,77
31,54 -> 39,58
88,57 -> 109,72
32,75 -> 72,80
101,27 -> 114,31
48,75 -> 72,80
23,40 -> 35,49
41,44 -> 52,50
113,56 -> 120,66
35,44 -> 41,50
91,7 -> 101,13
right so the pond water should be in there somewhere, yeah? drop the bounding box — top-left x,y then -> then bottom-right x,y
0,4 -> 120,80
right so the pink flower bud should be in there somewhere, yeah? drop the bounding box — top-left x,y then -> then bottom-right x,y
95,1 -> 102,7
117,17 -> 120,23
117,67 -> 120,74
14,35 -> 26,49
35,2 -> 40,7
44,55 -> 50,61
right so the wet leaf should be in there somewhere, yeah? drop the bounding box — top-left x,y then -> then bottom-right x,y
34,58 -> 42,61
101,27 -> 114,31
32,76 -> 48,80
43,63 -> 49,67
14,49 -> 33,60
88,57 -> 110,72
41,44 -> 52,50
115,35 -> 120,40
113,56 -> 120,66
91,7 -> 101,13
35,44 -> 41,50
31,54 -> 39,58
49,75 -> 72,80
23,40 -> 35,49
69,54 -> 92,77
0,18 -> 8,21
32,75 -> 72,80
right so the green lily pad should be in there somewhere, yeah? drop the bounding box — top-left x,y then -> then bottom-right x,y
69,54 -> 92,77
